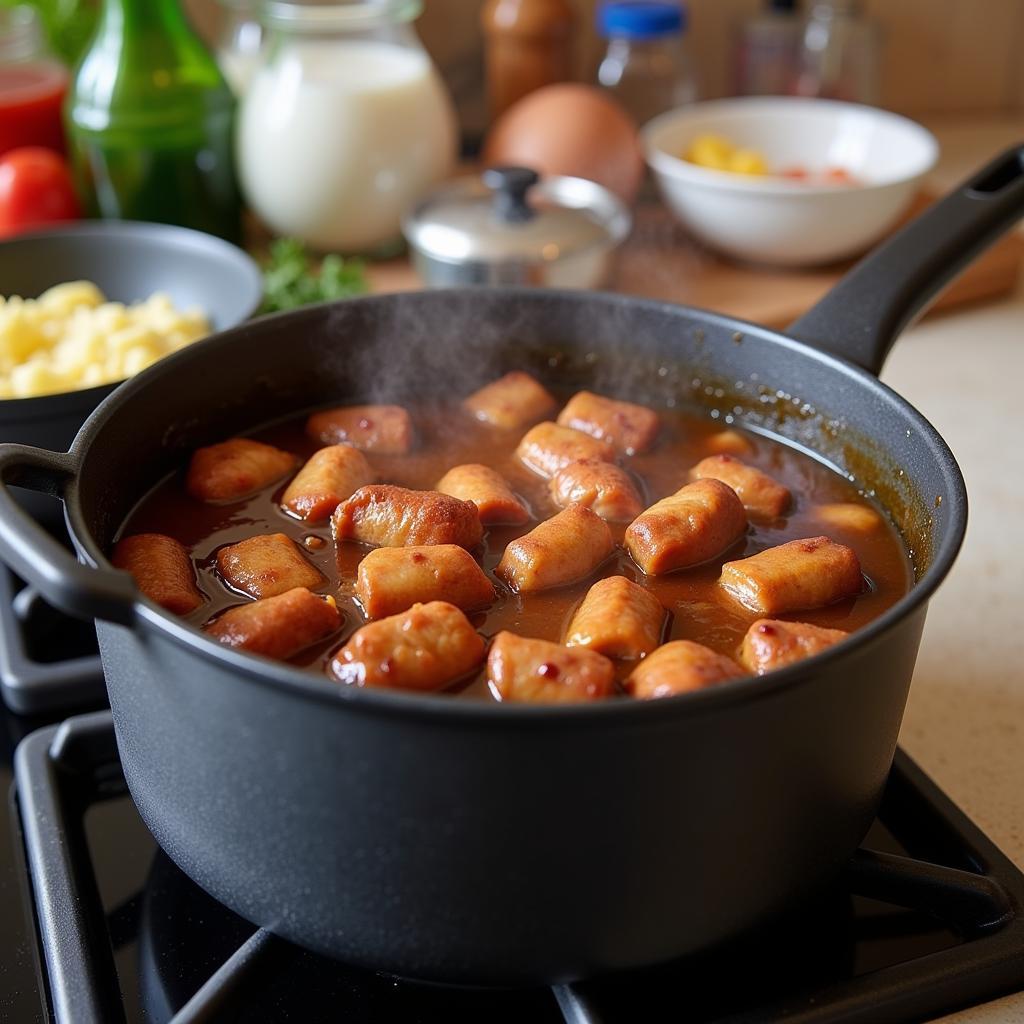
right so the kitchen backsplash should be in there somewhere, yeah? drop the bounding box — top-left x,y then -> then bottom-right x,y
186,0 -> 1024,127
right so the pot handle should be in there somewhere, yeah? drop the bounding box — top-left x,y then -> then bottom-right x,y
787,143 -> 1024,376
0,444 -> 137,625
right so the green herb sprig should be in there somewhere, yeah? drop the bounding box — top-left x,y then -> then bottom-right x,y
260,238 -> 368,314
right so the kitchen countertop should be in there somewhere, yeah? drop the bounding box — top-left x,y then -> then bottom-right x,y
880,118 -> 1024,1024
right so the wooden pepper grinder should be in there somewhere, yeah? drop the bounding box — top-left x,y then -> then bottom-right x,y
481,0 -> 575,120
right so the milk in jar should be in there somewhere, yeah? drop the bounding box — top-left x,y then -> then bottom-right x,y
237,2 -> 456,253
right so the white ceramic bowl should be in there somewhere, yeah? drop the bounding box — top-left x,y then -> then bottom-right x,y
643,97 -> 939,267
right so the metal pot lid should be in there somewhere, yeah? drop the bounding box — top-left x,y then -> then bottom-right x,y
403,167 -> 632,265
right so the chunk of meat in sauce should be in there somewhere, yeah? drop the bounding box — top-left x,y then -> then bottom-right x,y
740,619 -> 848,674
625,478 -> 747,576
216,533 -> 323,599
186,438 -> 297,503
719,536 -> 863,615
487,631 -> 614,703
627,640 -> 746,699
435,463 -> 529,526
355,544 -> 494,619
111,533 -> 204,614
280,445 -> 374,524
705,429 -> 755,457
463,371 -> 557,430
306,404 -> 414,454
549,458 -> 644,522
332,485 -> 483,551
329,601 -> 484,691
557,390 -> 660,455
690,454 -> 791,519
495,504 -> 614,593
516,421 -> 615,479
564,576 -> 665,659
205,587 -> 341,660
811,502 -> 883,537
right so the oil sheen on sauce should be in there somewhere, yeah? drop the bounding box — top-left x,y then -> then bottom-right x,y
120,399 -> 914,700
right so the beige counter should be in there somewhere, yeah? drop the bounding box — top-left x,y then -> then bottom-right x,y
881,118 -> 1024,1024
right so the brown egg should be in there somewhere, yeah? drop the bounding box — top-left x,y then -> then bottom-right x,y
482,84 -> 644,204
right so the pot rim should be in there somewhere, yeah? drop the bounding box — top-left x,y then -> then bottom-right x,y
69,289 -> 967,725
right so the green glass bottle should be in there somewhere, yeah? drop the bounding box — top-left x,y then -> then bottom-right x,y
66,0 -> 242,242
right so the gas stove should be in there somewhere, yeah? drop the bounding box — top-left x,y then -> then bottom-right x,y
0,566 -> 104,714
2,588 -> 1024,1023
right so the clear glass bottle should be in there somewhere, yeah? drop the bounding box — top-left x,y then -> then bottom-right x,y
0,5 -> 69,157
66,0 -> 242,242
215,0 -> 264,98
595,1 -> 696,127
237,0 -> 457,255
793,0 -> 881,105
733,0 -> 801,97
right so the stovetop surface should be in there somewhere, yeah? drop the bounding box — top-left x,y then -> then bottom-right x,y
2,546 -> 1023,1024
4,702 -> 1024,1024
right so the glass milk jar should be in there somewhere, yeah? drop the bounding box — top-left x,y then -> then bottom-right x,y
238,0 -> 457,253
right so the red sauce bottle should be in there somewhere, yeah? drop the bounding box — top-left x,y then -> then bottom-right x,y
0,7 -> 69,157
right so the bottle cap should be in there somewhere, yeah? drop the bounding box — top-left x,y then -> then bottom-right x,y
598,2 -> 686,40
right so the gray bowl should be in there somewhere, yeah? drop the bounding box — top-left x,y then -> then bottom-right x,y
0,221 -> 262,525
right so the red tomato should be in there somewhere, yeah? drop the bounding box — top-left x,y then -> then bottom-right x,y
0,147 -> 81,237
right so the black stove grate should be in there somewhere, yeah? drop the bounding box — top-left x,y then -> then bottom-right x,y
12,711 -> 1024,1024
0,568 -> 105,714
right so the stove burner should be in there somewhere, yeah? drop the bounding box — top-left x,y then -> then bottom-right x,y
13,712 -> 1024,1024
0,568 -> 104,713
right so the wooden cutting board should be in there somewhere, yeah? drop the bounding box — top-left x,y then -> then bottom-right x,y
367,192 -> 1024,328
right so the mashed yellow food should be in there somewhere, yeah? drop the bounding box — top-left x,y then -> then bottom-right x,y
685,134 -> 769,176
0,281 -> 210,399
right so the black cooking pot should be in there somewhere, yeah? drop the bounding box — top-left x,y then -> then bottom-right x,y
0,148 -> 1021,985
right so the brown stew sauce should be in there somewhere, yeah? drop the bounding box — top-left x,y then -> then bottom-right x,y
120,398 -> 913,700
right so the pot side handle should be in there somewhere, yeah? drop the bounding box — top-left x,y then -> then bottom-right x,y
787,143 -> 1024,376
0,444 -> 136,625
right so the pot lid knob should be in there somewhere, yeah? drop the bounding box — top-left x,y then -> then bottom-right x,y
482,166 -> 539,224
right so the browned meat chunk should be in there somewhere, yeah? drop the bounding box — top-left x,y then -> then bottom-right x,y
549,458 -> 644,522
690,454 -> 791,519
435,463 -> 530,526
556,391 -> 660,455
332,485 -> 483,550
811,502 -> 883,536
463,371 -> 557,430
281,445 -> 374,523
306,404 -> 413,454
740,619 -> 849,674
564,576 -> 665,659
719,536 -> 863,614
216,533 -> 323,599
495,504 -> 613,593
627,640 -> 746,699
515,421 -> 615,479
355,545 -> 494,619
487,631 -> 614,703
111,533 -> 203,615
625,478 -> 747,575
186,438 -> 297,503
704,429 -> 755,457
329,601 -> 484,690
205,588 -> 341,660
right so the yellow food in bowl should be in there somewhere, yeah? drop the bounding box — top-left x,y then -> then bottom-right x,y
684,134 -> 769,176
0,282 -> 209,399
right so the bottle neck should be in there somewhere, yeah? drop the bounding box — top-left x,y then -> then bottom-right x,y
99,0 -> 192,34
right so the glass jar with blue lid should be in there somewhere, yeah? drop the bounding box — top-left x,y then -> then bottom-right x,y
595,1 -> 696,126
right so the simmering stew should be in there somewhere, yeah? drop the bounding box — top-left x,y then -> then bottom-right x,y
114,372 -> 912,702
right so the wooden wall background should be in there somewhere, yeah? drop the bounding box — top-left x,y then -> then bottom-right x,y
186,0 -> 1024,123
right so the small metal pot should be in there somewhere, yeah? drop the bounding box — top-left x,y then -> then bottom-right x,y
403,166 -> 632,288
